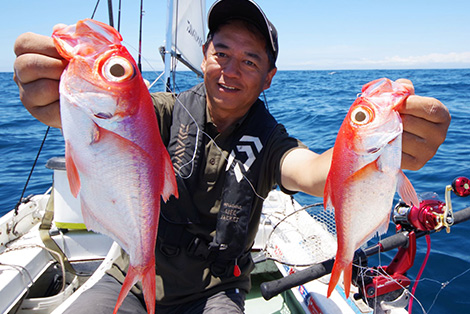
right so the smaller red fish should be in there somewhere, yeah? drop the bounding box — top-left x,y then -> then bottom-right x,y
324,78 -> 419,298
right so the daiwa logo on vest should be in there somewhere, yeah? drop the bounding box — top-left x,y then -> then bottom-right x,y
226,136 -> 263,182
173,123 -> 190,174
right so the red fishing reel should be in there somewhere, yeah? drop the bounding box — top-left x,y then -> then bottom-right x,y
393,193 -> 447,232
355,177 -> 470,310
393,176 -> 470,232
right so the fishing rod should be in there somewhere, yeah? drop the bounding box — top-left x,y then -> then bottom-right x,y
260,176 -> 470,302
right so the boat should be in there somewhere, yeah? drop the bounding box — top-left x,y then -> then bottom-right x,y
3,155 -> 469,313
0,157 -> 407,313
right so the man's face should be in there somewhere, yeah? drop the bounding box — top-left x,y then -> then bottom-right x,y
201,20 -> 277,121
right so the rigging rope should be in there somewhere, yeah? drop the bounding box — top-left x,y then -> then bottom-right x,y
117,0 -> 122,32
107,0 -> 114,27
90,0 -> 100,19
137,0 -> 144,73
14,126 -> 50,215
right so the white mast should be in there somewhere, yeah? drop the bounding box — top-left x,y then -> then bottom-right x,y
163,0 -> 206,92
164,0 -> 174,91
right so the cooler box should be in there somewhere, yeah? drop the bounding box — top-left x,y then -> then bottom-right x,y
46,157 -> 86,230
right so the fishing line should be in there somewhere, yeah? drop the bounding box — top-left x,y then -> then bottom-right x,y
2,244 -> 67,293
115,41 -> 200,180
14,127 -> 50,216
171,96 -> 200,179
0,262 -> 33,301
262,90 -> 269,111
425,266 -> 470,313
120,42 -> 200,179
126,44 -> 269,202
354,262 -> 427,313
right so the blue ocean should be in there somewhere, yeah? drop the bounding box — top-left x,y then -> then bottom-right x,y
1,69 -> 469,313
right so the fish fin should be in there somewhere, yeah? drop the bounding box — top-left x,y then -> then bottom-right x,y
161,153 -> 179,202
323,178 -> 333,212
65,141 -> 81,198
376,214 -> 390,237
327,259 -> 342,298
141,259 -> 156,314
397,170 -> 419,207
324,196 -> 334,212
80,198 -> 94,231
323,160 -> 379,213
343,261 -> 353,298
327,259 -> 353,299
113,265 -> 138,314
345,160 -> 380,184
113,261 -> 156,314
81,198 -> 106,234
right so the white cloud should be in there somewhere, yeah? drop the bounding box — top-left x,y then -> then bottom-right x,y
279,51 -> 470,70
353,52 -> 470,68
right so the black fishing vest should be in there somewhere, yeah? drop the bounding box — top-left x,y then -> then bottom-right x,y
159,83 -> 277,277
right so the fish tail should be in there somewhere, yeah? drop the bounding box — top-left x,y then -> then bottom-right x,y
141,260 -> 156,314
327,259 -> 353,298
343,260 -> 353,298
327,260 -> 342,298
113,265 -> 155,314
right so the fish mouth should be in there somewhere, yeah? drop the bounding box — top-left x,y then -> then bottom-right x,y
366,147 -> 381,154
94,112 -> 114,119
366,137 -> 399,154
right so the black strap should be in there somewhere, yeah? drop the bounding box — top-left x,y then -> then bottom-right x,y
39,188 -> 77,275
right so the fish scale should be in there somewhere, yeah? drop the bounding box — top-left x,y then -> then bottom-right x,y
52,19 -> 178,314
324,78 -> 419,298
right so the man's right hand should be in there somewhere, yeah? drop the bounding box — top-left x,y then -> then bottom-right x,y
13,30 -> 67,128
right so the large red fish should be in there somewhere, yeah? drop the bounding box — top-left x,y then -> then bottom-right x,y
52,19 -> 178,314
324,78 -> 419,298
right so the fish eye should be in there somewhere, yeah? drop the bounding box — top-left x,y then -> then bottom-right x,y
351,106 -> 372,125
102,56 -> 135,82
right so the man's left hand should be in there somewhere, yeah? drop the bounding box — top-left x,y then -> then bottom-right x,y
396,79 -> 451,171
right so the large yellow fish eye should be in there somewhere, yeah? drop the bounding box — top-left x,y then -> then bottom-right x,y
102,56 -> 135,82
351,106 -> 373,125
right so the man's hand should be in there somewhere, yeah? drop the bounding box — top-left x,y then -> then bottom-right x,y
13,30 -> 67,128
396,79 -> 451,170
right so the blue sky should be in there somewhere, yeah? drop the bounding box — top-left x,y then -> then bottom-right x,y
2,0 -> 469,72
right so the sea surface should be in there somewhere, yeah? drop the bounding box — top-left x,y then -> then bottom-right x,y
1,69 -> 469,313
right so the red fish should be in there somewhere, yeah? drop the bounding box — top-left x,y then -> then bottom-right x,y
52,19 -> 178,314
324,78 -> 419,298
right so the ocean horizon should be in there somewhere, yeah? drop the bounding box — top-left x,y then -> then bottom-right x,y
1,68 -> 469,313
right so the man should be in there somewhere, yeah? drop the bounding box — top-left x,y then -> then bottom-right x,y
13,0 -> 450,313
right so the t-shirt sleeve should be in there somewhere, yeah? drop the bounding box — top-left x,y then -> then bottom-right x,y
263,123 -> 307,195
